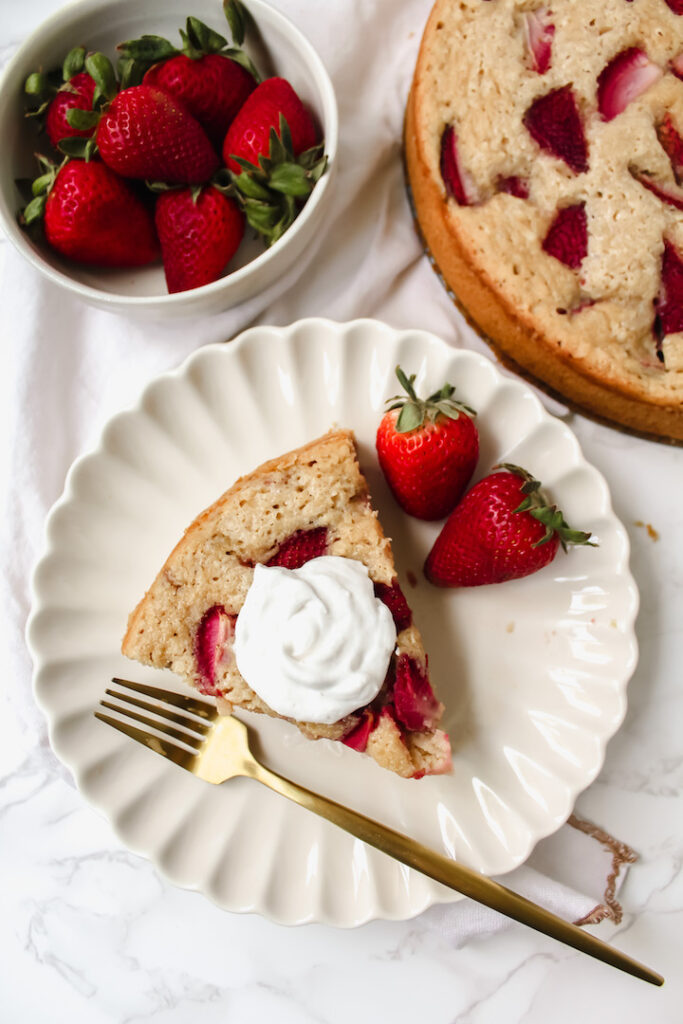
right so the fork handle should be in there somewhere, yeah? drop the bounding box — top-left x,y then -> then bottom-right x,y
246,759 -> 662,986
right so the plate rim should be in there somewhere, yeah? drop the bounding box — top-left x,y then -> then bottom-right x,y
26,317 -> 639,926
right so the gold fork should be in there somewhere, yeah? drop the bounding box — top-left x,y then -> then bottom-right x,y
96,677 -> 663,987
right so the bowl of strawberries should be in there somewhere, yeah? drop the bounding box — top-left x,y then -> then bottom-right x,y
0,0 -> 337,316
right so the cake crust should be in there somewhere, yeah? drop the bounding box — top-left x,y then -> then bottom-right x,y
405,0 -> 683,443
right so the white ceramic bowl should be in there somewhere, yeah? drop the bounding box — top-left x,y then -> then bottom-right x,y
0,0 -> 338,317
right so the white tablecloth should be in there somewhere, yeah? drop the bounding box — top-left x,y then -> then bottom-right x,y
2,1 -> 682,1020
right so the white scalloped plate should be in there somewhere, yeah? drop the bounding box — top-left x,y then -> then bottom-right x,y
27,319 -> 638,926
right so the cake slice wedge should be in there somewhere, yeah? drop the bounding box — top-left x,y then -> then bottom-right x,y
122,429 -> 451,779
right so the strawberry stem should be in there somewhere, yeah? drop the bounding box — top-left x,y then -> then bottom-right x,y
495,463 -> 596,550
386,365 -> 476,433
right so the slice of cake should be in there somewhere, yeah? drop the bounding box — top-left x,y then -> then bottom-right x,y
122,429 -> 451,779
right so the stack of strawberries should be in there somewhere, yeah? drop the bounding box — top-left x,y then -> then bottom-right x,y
21,0 -> 327,293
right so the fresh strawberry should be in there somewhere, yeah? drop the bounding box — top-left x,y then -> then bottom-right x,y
195,605 -> 236,694
629,168 -> 683,211
45,72 -> 97,146
146,55 -> 255,146
523,8 -> 555,74
392,655 -> 441,732
523,86 -> 588,173
656,240 -> 683,340
155,185 -> 244,293
597,48 -> 662,121
267,527 -> 328,569
341,710 -> 375,752
96,85 -> 219,183
656,115 -> 683,184
220,76 -> 326,245
24,47 -> 100,145
542,202 -> 588,268
21,157 -> 159,267
425,464 -> 594,587
373,580 -> 412,632
665,0 -> 683,12
376,366 -> 478,521
440,125 -> 480,205
497,175 -> 529,199
117,14 -> 258,147
223,77 -> 316,171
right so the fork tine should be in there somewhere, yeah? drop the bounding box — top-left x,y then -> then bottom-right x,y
111,677 -> 218,720
94,712 -> 198,771
106,688 -> 211,736
99,700 -> 204,750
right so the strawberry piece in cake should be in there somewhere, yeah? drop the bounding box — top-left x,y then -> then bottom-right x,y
122,430 -> 451,779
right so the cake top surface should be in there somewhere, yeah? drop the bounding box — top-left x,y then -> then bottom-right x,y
414,0 -> 683,397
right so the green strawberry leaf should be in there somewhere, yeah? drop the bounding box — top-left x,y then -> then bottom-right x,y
231,170 -> 273,200
243,198 -> 280,233
117,35 -> 178,63
24,71 -> 48,97
269,162 -> 312,197
117,56 -> 146,89
62,46 -> 86,81
298,143 -> 325,170
185,16 -> 227,55
21,193 -> 47,225
31,172 -> 54,197
223,0 -> 250,46
65,107 -> 99,130
58,135 -> 97,160
395,402 -> 424,433
396,366 -> 418,400
85,52 -> 118,104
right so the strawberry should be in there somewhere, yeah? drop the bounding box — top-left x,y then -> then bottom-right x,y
341,710 -> 375,752
665,0 -> 683,12
376,366 -> 479,521
24,47 -> 98,146
155,185 -> 244,293
21,157 -> 159,267
656,240 -> 683,343
267,527 -> 328,569
629,168 -> 683,212
95,85 -> 219,183
597,48 -> 662,122
223,77 -> 316,172
195,605 -> 236,695
656,115 -> 683,185
392,655 -> 441,732
440,125 -> 480,205
425,465 -> 594,587
523,86 -> 588,173
542,202 -> 588,268
497,175 -> 529,199
523,8 -> 555,74
46,72 -> 97,146
373,580 -> 412,632
220,77 -> 326,245
117,14 -> 258,147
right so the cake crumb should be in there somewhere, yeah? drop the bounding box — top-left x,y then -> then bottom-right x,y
634,521 -> 659,541
407,570 -> 418,588
506,621 -> 515,633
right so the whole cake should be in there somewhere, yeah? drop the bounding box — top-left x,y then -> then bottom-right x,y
405,0 -> 683,442
122,430 -> 451,779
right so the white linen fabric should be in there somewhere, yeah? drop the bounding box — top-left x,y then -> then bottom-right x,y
0,0 -> 633,938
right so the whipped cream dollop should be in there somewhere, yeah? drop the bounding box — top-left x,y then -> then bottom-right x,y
233,556 -> 397,724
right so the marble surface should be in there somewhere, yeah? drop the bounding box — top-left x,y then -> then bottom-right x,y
2,0 -> 682,1021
